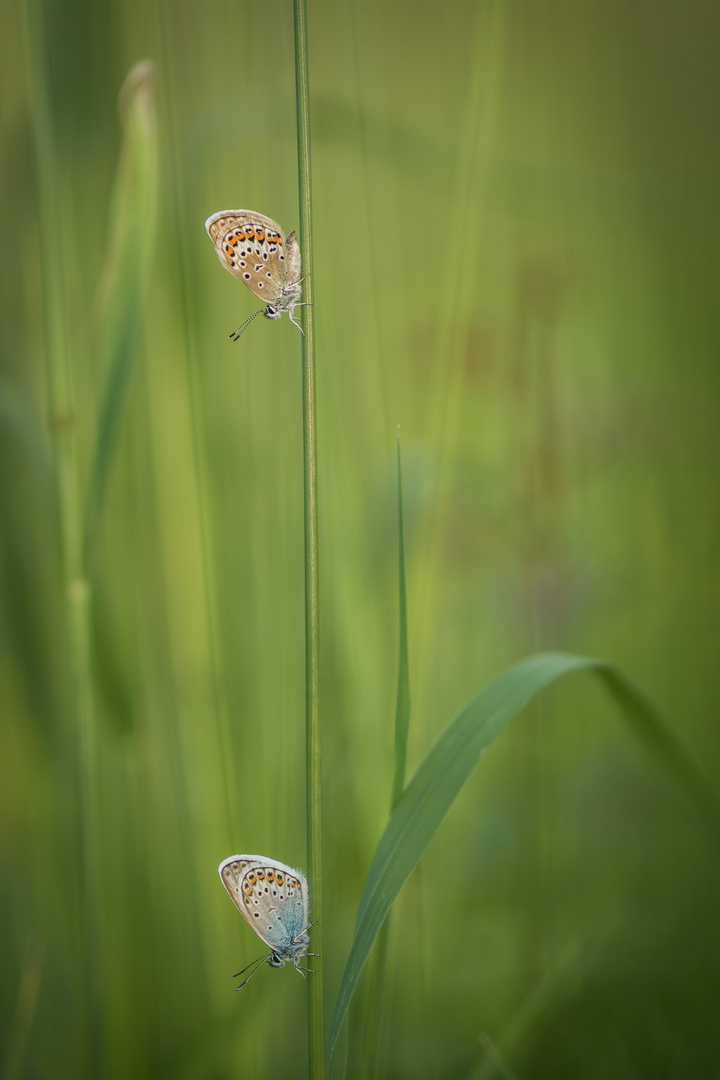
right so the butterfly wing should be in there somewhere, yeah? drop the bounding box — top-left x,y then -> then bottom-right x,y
219,854 -> 310,957
284,230 -> 302,284
205,210 -> 299,307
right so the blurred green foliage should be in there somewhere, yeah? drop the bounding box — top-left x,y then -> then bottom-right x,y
2,0 -> 719,1078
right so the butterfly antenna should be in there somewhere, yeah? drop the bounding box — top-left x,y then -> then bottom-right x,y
233,952 -> 272,990
228,308 -> 266,341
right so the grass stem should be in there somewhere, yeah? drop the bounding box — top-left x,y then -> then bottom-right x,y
293,1 -> 323,1075
359,434 -> 411,1079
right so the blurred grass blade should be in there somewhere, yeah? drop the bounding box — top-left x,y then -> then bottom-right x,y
468,932 -> 614,1080
358,433 -> 412,1080
84,60 -> 158,560
326,651 -> 720,1063
0,382 -> 52,486
390,430 -> 411,807
2,945 -> 43,1080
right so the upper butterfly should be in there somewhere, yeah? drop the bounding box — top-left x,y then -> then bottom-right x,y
205,209 -> 304,340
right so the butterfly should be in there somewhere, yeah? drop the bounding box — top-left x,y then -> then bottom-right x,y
205,210 -> 304,339
218,854 -> 317,988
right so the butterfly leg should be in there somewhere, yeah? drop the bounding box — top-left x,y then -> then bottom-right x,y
288,311 -> 306,336
293,961 -> 318,980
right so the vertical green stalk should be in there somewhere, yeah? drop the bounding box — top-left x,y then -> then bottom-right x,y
293,1 -> 322,1076
22,1 -> 103,1074
390,433 -> 411,809
359,434 -> 411,1079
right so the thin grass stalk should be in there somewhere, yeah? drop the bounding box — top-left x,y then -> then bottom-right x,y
359,434 -> 412,1079
390,434 -> 411,809
21,2 -> 104,1074
293,1 -> 322,1076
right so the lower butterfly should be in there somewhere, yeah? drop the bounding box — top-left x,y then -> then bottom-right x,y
205,210 -> 305,339
218,854 -> 317,988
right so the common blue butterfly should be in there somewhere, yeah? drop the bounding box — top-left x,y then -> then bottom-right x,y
205,210 -> 304,339
218,854 -> 316,988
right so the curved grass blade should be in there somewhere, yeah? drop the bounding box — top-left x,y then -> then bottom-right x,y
326,651 -> 720,1064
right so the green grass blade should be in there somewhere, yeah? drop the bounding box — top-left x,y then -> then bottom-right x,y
467,933 -> 613,1080
391,430 -> 411,807
22,2 -> 103,1071
84,61 -> 158,561
358,433 -> 412,1080
326,651 -> 720,1063
0,382 -> 52,487
593,664 -> 720,831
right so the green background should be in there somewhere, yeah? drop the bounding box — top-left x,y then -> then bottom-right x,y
2,0 -> 719,1077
